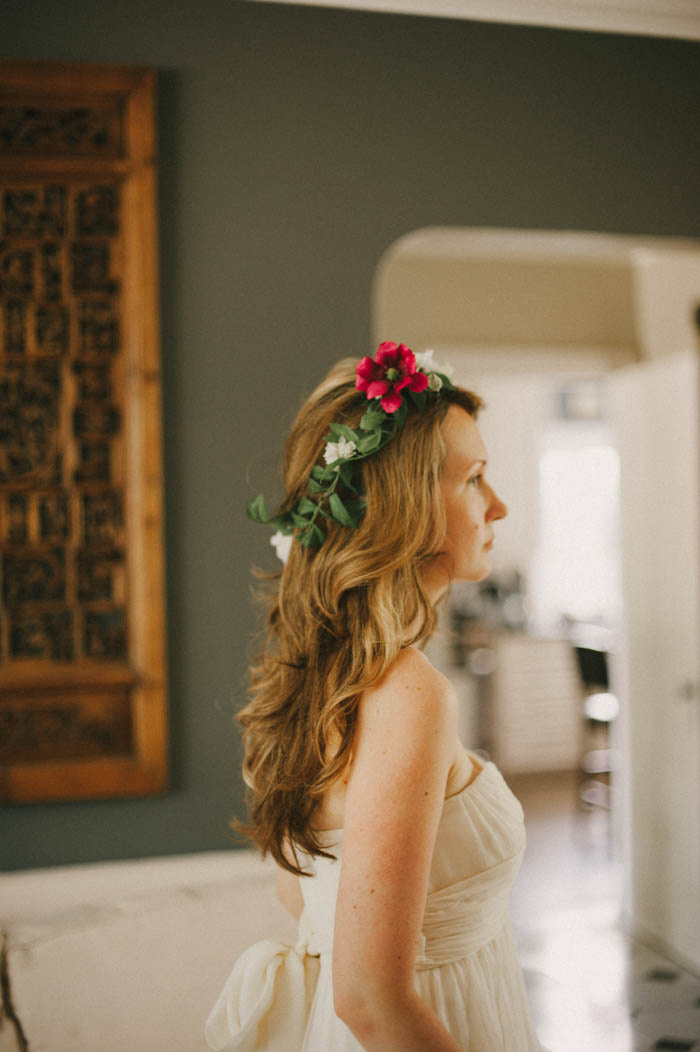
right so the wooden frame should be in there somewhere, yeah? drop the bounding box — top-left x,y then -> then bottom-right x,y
0,60 -> 168,801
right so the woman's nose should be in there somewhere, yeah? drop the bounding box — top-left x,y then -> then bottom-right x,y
488,491 -> 508,521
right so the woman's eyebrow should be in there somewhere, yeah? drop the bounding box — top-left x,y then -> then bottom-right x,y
469,458 -> 487,470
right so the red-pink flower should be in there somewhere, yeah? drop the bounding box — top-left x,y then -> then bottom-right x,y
355,341 -> 429,413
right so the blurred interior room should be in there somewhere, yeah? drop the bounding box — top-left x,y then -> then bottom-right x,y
1,3 -> 699,1051
378,225 -> 700,1051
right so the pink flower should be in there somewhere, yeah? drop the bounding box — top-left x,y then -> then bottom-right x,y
355,341 -> 429,413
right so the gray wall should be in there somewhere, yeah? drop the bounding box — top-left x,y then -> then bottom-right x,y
2,1 -> 699,870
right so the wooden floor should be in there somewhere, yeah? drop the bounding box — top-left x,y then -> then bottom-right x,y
507,769 -> 700,1052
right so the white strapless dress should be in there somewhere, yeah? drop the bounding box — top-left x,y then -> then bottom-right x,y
205,752 -> 544,1051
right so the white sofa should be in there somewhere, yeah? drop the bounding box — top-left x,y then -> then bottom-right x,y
0,850 -> 298,1052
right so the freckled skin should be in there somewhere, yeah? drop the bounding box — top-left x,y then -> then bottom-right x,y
279,413 -> 509,1050
421,406 -> 508,603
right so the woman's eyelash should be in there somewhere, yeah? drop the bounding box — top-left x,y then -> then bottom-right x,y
469,473 -> 483,486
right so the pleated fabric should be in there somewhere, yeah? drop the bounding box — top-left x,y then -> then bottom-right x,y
206,754 -> 544,1051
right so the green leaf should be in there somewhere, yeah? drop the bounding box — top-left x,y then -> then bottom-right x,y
308,477 -> 325,493
291,511 -> 310,528
360,408 -> 386,431
246,493 -> 269,523
299,521 -> 326,548
310,465 -> 326,482
297,496 -> 318,516
338,462 -> 360,493
327,422 -> 359,443
268,514 -> 292,530
344,498 -> 366,522
357,430 -> 382,454
328,492 -> 354,526
394,401 -> 408,427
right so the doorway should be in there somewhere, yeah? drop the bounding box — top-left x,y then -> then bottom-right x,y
373,226 -> 700,984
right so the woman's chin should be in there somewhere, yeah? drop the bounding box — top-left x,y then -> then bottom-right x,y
456,561 -> 491,584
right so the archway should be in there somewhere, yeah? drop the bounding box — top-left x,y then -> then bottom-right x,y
373,225 -> 700,972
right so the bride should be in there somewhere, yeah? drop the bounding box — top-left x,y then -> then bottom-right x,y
206,342 -> 543,1051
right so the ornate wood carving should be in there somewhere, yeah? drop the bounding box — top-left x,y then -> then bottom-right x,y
0,61 -> 168,802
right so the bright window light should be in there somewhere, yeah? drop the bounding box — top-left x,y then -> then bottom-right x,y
530,434 -> 622,633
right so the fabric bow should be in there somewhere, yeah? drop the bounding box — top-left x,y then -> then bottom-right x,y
205,908 -> 322,1052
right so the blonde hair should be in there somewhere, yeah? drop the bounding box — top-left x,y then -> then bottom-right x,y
231,356 -> 485,876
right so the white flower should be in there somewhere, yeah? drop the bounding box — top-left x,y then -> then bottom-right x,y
270,530 -> 293,564
323,437 -> 357,465
414,348 -> 455,379
414,348 -> 436,371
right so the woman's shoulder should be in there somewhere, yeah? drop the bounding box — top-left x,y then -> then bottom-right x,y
315,646 -> 461,832
358,645 -> 457,729
377,645 -> 455,695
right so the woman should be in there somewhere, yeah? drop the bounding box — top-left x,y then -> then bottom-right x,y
206,343 -> 544,1051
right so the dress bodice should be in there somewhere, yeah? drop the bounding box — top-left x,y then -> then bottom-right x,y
205,754 -> 543,1051
295,754 -> 527,965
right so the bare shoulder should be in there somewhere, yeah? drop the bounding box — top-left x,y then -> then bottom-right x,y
352,646 -> 458,777
359,646 -> 457,723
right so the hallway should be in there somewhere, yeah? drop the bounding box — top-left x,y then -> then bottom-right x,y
508,769 -> 700,1052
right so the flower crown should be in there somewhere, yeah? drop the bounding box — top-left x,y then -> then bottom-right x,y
246,343 -> 456,562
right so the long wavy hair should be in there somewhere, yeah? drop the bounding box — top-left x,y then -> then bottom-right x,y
231,356 -> 485,876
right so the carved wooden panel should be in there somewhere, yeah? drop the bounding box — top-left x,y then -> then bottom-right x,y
0,61 -> 168,802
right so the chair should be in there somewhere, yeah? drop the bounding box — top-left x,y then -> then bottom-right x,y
572,645 -> 619,809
